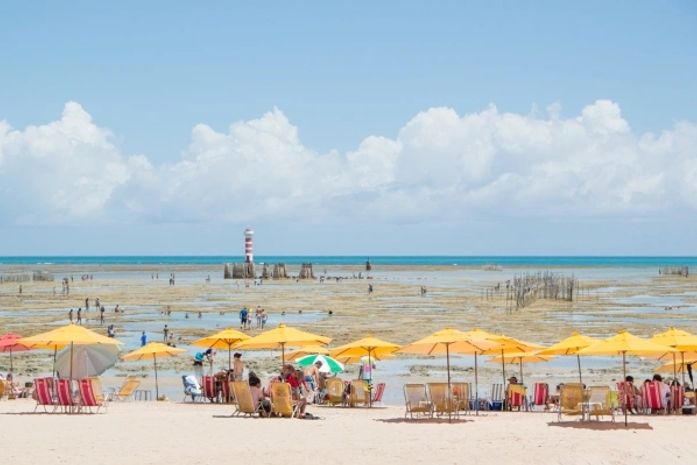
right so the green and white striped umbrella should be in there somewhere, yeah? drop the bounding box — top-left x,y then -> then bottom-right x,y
296,354 -> 345,374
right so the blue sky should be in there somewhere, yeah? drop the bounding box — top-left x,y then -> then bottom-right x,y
1,1 -> 697,255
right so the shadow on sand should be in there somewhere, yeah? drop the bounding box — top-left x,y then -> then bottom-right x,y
549,421 -> 652,430
377,417 -> 473,424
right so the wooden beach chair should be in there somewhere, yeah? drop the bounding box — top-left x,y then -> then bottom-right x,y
403,384 -> 432,419
107,376 -> 140,401
56,379 -> 76,413
78,378 -> 107,413
557,383 -> 584,421
371,382 -> 386,405
531,383 -> 549,411
506,383 -> 527,411
0,380 -> 5,400
451,382 -> 469,413
427,383 -> 459,418
325,378 -> 345,406
586,386 -> 614,421
270,382 -> 298,418
489,383 -> 504,410
201,375 -> 217,402
231,381 -> 264,417
33,377 -> 56,413
348,380 -> 369,407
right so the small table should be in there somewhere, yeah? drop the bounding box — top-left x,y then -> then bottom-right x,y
580,401 -> 603,421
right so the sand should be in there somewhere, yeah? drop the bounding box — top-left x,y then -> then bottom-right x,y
1,399 -> 691,465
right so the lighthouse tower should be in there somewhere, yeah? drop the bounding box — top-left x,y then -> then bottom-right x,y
244,228 -> 254,263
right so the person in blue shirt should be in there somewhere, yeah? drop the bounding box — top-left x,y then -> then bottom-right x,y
140,331 -> 147,346
239,306 -> 249,329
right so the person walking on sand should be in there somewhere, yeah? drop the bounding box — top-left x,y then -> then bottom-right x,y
85,297 -> 89,311
163,324 -> 169,342
140,331 -> 147,347
99,306 -> 105,325
68,308 -> 74,323
76,307 -> 82,325
239,306 -> 249,330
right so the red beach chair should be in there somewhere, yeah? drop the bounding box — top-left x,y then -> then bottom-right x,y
617,381 -> 637,413
78,378 -> 107,413
201,375 -> 217,402
531,383 -> 549,410
506,384 -> 527,411
56,379 -> 75,413
372,382 -> 386,405
645,381 -> 664,414
671,385 -> 684,414
33,378 -> 56,413
220,377 -> 231,403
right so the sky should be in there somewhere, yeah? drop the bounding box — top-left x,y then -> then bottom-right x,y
1,1 -> 696,255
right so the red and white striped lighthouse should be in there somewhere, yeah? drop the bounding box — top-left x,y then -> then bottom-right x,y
244,228 -> 254,263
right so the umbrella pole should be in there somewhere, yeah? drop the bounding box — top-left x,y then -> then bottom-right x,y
681,352 -> 686,387
446,344 -> 451,422
228,344 -> 232,372
501,348 -> 506,410
369,349 -> 373,408
673,353 -> 677,383
69,341 -> 74,381
519,358 -> 523,384
9,348 -> 13,374
154,353 -> 159,400
623,351 -> 627,427
475,353 -> 479,416
577,354 -> 583,384
53,347 -> 57,378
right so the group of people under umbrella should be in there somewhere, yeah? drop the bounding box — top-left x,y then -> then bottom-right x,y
4,322 -> 697,426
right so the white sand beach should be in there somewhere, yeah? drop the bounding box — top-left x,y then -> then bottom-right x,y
1,399 -> 691,465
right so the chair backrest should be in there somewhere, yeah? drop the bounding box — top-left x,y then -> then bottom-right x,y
645,381 -> 663,409
34,378 -> 53,406
271,382 -> 295,417
671,385 -> 684,410
232,381 -> 256,414
587,385 -> 611,414
490,383 -> 504,401
182,375 -> 201,394
202,375 -> 216,398
0,380 -> 5,399
56,379 -> 74,406
404,383 -> 429,408
220,378 -> 231,400
507,384 -> 526,407
326,378 -> 344,404
350,380 -> 369,405
533,383 -> 548,405
78,378 -> 98,407
559,383 -> 584,412
89,377 -> 104,403
451,382 -> 469,410
428,382 -> 456,413
119,377 -> 140,397
372,382 -> 386,402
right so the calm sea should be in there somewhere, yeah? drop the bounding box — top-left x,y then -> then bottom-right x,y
0,256 -> 696,266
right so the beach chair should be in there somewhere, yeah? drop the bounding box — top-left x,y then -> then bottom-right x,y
325,378 -> 346,406
557,383 -> 584,421
372,382 -> 386,405
231,381 -> 264,417
427,383 -> 459,417
531,383 -> 549,411
451,382 -> 469,413
670,385 -> 684,414
201,375 -> 217,402
56,379 -> 75,413
220,378 -> 232,403
506,383 -> 527,411
489,383 -> 504,410
586,386 -> 614,421
348,380 -> 369,407
617,381 -> 638,414
107,376 -> 140,401
403,384 -> 432,419
0,380 -> 5,400
270,382 -> 298,418
182,375 -> 203,402
33,377 -> 56,413
78,378 -> 107,414
645,381 -> 665,414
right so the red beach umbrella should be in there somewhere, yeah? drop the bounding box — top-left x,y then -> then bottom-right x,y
0,333 -> 30,373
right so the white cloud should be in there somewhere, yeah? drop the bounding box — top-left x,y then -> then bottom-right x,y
1,99 -> 696,227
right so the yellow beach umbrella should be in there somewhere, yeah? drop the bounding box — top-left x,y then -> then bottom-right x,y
236,324 -> 331,365
650,327 -> 697,385
122,342 -> 185,399
19,324 -> 121,380
398,328 -> 498,415
538,332 -> 599,384
479,332 -> 543,390
192,328 -> 250,370
330,335 -> 400,407
489,351 -> 554,384
579,330 -> 676,426
284,345 -> 330,362
656,358 -> 697,374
